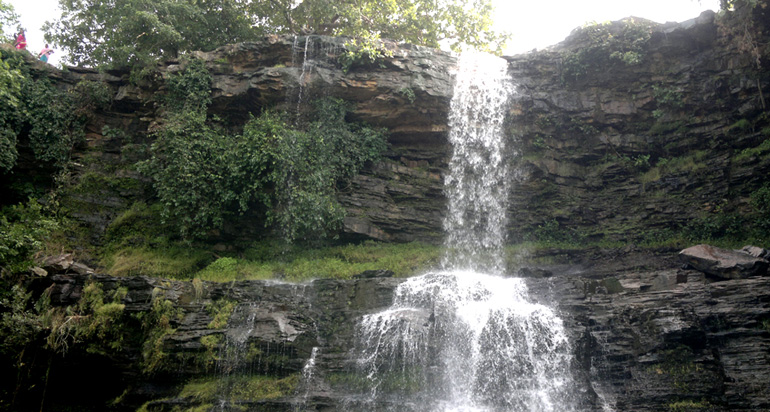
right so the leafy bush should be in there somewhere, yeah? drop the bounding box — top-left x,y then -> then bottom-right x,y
339,34 -> 393,73
560,19 -> 654,83
0,49 -> 104,174
136,289 -> 182,374
0,54 -> 23,172
684,213 -> 745,242
163,58 -> 211,113
141,59 -> 387,241
0,199 -> 59,275
44,282 -> 128,355
267,98 -> 388,241
139,109 -> 273,239
750,183 -> 770,231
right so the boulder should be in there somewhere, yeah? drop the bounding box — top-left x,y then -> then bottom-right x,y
40,254 -> 75,273
678,244 -> 769,279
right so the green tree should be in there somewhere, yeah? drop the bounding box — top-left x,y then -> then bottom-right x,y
250,0 -> 507,52
0,0 -> 19,42
46,0 -> 509,68
44,0 -> 257,67
0,48 -> 112,174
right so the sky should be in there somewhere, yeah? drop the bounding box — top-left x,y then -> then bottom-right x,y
6,0 -> 721,67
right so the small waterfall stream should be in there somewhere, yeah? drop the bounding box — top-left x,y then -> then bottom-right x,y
351,53 -> 578,411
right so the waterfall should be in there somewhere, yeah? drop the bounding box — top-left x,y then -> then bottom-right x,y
442,53 -> 514,274
351,53 -> 578,412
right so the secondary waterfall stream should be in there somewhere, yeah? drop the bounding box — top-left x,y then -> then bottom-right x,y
351,53 -> 578,411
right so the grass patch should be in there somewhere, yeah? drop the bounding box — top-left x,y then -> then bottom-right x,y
98,201 -> 213,278
96,202 -> 441,282
194,240 -> 442,282
101,245 -> 212,278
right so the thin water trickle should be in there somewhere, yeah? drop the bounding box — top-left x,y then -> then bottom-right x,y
351,52 -> 578,411
295,36 -> 312,121
294,346 -> 320,411
214,302 -> 259,411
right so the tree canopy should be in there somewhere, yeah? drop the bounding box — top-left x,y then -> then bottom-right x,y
0,0 -> 19,42
44,0 -> 256,67
45,0 -> 508,68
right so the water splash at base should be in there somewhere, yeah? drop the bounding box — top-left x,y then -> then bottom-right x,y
353,270 -> 577,412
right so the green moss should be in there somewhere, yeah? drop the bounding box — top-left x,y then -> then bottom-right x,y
728,118 -> 752,132
761,319 -> 770,332
244,342 -> 263,363
206,299 -> 236,329
327,372 -> 373,391
639,151 -> 708,183
668,399 -> 712,411
104,202 -> 167,245
135,289 -> 183,374
734,139 -> 770,162
199,334 -> 221,367
69,171 -> 142,196
43,281 -> 129,355
649,120 -> 686,136
228,374 -> 298,400
174,375 -> 298,405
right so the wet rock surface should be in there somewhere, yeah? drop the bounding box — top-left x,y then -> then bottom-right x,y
29,249 -> 770,411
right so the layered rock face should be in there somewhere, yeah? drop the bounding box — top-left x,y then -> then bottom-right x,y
40,8 -> 769,245
506,9 -> 770,241
536,251 -> 770,411
29,250 -> 770,411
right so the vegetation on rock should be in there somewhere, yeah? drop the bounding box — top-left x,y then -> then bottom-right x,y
139,58 -> 388,241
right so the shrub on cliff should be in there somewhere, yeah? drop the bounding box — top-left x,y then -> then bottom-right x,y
0,48 -> 113,175
140,59 -> 387,241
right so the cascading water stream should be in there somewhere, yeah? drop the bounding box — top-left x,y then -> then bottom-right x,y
351,53 -> 578,412
442,52 -> 514,275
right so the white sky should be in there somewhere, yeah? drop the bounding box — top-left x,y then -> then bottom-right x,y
7,0 -> 720,66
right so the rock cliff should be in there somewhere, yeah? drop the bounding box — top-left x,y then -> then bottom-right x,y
17,248 -> 770,411
22,7 -> 767,246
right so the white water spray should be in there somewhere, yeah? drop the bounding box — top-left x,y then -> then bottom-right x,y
352,53 -> 577,412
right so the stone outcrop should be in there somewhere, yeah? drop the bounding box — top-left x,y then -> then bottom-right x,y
186,36 -> 456,243
7,5 -> 764,246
